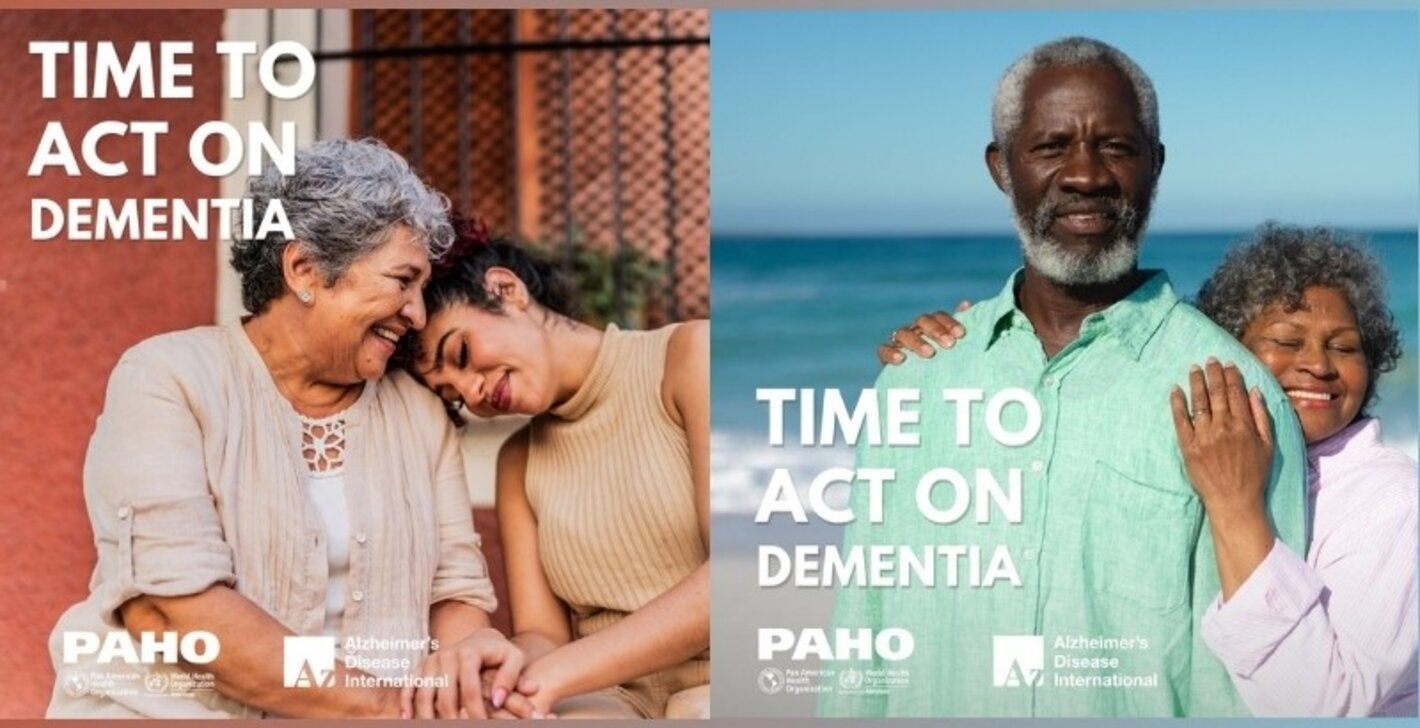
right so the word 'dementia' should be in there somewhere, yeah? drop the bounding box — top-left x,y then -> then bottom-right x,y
26,40 -> 311,244
62,630 -> 219,665
32,197 -> 290,242
759,628 -> 913,662
760,543 -> 1021,588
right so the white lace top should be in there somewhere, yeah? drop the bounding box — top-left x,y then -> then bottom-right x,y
301,414 -> 350,637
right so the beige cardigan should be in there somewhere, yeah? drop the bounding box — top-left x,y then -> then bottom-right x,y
47,322 -> 496,718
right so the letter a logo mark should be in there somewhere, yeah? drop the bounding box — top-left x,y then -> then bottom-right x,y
283,636 -> 337,688
992,635 -> 1044,687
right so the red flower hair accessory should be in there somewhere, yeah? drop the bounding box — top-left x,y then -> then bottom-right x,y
435,214 -> 493,275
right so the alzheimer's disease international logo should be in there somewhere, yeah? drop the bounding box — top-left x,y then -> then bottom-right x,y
283,636 -> 337,688
993,635 -> 1044,687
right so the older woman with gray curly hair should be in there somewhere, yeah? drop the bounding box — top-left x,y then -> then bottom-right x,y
882,222 -> 1417,716
1176,223 -> 1415,717
47,138 -> 523,719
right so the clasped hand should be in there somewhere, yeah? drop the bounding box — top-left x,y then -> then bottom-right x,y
401,628 -> 556,719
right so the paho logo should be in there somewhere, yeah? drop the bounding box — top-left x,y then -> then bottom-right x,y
62,630 -> 219,665
283,636 -> 337,688
992,635 -> 1044,687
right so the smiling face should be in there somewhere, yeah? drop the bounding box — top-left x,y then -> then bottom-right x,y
415,272 -> 559,418
1240,286 -> 1369,444
988,63 -> 1161,285
305,225 -> 431,382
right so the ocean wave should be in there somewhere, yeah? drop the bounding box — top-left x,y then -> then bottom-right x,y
710,431 -> 1419,516
711,431 -> 854,514
712,283 -> 828,304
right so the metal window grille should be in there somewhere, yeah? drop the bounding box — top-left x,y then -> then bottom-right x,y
307,9 -> 709,326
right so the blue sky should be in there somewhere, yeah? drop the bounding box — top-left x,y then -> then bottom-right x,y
712,10 -> 1419,234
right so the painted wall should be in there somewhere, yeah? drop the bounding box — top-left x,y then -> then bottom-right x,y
0,11 -> 224,717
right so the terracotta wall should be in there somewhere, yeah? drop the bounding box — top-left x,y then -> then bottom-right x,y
0,11 -> 224,718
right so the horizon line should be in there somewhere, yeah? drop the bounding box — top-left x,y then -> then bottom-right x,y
712,225 -> 1420,239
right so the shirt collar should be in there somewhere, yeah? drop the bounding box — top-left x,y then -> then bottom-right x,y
1307,417 -> 1382,493
982,268 -> 1178,360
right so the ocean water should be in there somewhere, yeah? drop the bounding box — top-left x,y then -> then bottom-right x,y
710,231 -> 1419,516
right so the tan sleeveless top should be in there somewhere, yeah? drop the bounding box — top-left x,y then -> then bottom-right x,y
524,324 -> 708,714
527,323 -> 704,630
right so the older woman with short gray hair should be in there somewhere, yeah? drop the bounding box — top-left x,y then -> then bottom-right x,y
1178,223 -> 1415,717
1196,223 -> 1403,416
48,138 -> 522,719
234,138 -> 453,315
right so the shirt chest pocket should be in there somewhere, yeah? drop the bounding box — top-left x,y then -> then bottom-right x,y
1080,462 -> 1202,612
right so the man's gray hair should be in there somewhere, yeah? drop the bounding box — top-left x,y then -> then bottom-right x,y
232,138 -> 454,314
992,37 -> 1160,156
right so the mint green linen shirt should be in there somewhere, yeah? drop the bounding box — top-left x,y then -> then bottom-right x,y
820,270 -> 1308,717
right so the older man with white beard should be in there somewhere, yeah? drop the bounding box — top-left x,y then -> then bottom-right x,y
819,37 -> 1308,718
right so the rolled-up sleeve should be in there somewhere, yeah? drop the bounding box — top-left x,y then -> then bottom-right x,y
1202,542 -> 1325,677
85,348 -> 236,624
1202,497 -> 1417,715
428,416 -> 498,613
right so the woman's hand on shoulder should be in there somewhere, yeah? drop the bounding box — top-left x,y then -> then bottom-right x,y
878,301 -> 971,365
1169,358 -> 1273,517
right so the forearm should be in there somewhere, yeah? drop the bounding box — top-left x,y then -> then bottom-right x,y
1232,624 -> 1407,716
429,599 -> 496,648
122,586 -> 398,718
1204,499 -> 1276,602
1206,541 -> 1417,716
533,562 -> 709,701
511,631 -> 564,664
